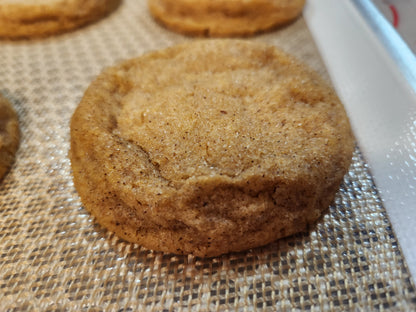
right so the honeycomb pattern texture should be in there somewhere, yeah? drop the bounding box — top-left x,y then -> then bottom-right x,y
0,0 -> 415,310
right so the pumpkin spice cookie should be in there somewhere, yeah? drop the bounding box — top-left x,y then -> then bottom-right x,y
148,0 -> 306,37
0,0 -> 121,39
70,40 -> 354,257
0,94 -> 19,181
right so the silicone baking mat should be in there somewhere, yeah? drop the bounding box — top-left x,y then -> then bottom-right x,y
0,0 -> 415,310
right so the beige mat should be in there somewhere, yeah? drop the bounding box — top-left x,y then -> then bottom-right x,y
0,0 -> 415,311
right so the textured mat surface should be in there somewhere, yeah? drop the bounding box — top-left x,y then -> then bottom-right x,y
0,0 -> 415,311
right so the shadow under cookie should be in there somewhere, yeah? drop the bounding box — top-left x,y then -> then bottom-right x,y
0,93 -> 20,181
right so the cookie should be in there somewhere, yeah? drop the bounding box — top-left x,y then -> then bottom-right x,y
0,0 -> 121,39
148,0 -> 305,37
0,94 -> 20,181
70,40 -> 354,257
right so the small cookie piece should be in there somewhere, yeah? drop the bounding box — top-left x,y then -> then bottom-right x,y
0,0 -> 121,39
70,40 -> 354,257
148,0 -> 305,37
0,94 -> 19,180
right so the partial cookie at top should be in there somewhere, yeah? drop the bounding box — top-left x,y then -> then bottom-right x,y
148,0 -> 306,37
0,0 -> 121,39
70,40 -> 354,257
0,94 -> 20,181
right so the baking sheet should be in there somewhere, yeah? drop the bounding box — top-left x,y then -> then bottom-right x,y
0,0 -> 415,310
370,0 -> 416,54
304,0 -> 416,291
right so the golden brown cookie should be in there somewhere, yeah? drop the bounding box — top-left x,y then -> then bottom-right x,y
0,94 -> 19,181
0,0 -> 121,39
148,0 -> 306,37
70,40 -> 354,257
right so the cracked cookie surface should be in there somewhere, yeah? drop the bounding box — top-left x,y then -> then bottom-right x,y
70,40 -> 354,257
148,0 -> 305,37
0,94 -> 19,181
0,0 -> 121,39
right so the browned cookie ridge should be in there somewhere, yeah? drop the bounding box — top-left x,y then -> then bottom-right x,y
70,40 -> 354,257
0,0 -> 121,39
0,94 -> 20,181
148,0 -> 306,37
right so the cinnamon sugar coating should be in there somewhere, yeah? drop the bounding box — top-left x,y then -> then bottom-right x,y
70,40 -> 354,257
